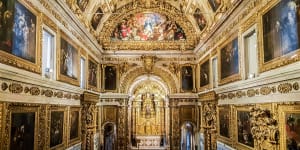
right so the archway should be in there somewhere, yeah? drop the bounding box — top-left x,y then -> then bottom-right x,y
102,123 -> 116,150
181,122 -> 195,150
128,75 -> 169,149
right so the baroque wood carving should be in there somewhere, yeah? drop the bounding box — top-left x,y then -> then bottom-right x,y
250,107 -> 279,150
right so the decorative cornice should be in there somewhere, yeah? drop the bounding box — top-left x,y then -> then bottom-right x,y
0,79 -> 81,101
218,82 -> 299,101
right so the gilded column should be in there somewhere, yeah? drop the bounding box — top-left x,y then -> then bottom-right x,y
117,98 -> 128,150
81,91 -> 99,150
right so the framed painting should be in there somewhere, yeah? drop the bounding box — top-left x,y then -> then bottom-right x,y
199,58 -> 210,91
91,7 -> 103,30
88,56 -> 99,91
0,0 -> 41,73
233,106 -> 254,149
259,0 -> 300,72
57,32 -> 80,86
218,36 -> 241,85
102,64 -> 118,92
180,65 -> 195,92
279,105 -> 300,150
207,0 -> 221,12
5,105 -> 39,150
218,105 -> 231,143
193,8 -> 207,31
48,107 -> 67,149
69,107 -> 81,146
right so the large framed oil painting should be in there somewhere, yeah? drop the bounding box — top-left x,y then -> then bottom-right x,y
69,107 -> 81,146
88,57 -> 98,91
8,107 -> 39,150
111,12 -> 186,41
194,8 -> 207,31
102,65 -> 117,91
0,0 -> 41,73
49,110 -> 65,149
218,106 -> 230,140
3,105 -> 39,150
219,37 -> 240,85
91,7 -> 103,30
279,105 -> 300,150
199,59 -> 210,90
235,109 -> 254,149
58,33 -> 80,86
260,0 -> 300,72
181,65 -> 195,92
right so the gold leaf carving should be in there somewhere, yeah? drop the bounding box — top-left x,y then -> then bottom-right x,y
9,83 -> 23,93
260,87 -> 271,95
278,83 -> 292,94
30,87 -> 40,96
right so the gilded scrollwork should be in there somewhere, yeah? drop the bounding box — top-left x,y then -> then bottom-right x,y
278,83 -> 293,94
30,87 -> 40,96
250,107 -> 279,150
260,86 -> 272,95
9,83 -> 23,94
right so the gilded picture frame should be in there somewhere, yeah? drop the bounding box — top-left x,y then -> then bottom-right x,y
48,107 -> 67,150
218,35 -> 241,85
233,105 -> 254,150
68,107 -> 81,146
3,104 -> 39,150
278,105 -> 300,150
57,31 -> 80,86
258,0 -> 300,72
101,64 -> 119,92
217,105 -> 232,145
0,0 -> 41,74
198,58 -> 210,91
88,56 -> 99,91
180,64 -> 196,92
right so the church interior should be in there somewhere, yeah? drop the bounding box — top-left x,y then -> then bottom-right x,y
1,0 -> 300,150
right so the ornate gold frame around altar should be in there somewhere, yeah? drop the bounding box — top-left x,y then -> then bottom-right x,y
57,31 -> 80,86
47,106 -> 68,150
0,0 -> 41,74
217,105 -> 232,145
3,103 -> 40,150
278,104 -> 300,150
68,107 -> 81,147
87,55 -> 99,91
233,105 -> 254,150
101,64 -> 119,92
180,64 -> 196,93
218,34 -> 241,85
258,0 -> 300,73
99,1 -> 198,51
198,57 -> 211,92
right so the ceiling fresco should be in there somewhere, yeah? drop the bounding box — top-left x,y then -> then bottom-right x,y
111,12 -> 186,41
66,0 -> 238,52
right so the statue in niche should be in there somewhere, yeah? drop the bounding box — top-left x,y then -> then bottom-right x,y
141,92 -> 155,118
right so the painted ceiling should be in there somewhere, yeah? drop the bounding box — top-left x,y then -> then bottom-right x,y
66,0 -> 238,52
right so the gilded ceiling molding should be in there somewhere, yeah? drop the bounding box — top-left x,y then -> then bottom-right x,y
119,66 -> 178,94
99,1 -> 198,51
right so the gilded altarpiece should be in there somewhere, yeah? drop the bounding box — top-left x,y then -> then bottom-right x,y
131,81 -> 166,148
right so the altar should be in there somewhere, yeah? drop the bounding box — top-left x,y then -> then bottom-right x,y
131,136 -> 167,150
